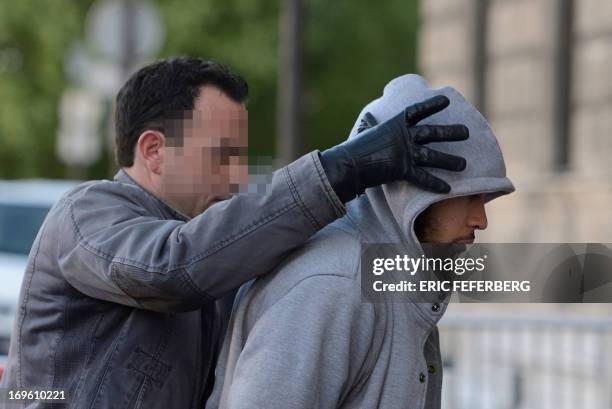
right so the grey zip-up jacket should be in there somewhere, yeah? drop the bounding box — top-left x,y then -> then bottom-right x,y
0,151 -> 345,409
206,75 -> 514,409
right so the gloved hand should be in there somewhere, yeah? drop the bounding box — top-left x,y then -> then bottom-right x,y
319,95 -> 469,203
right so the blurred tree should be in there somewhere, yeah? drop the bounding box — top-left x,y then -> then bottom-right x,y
0,0 -> 417,179
159,0 -> 418,159
0,0 -> 95,179
157,0 -> 280,161
303,0 -> 419,152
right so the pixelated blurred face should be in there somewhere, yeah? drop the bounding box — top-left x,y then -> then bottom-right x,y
160,86 -> 248,206
414,194 -> 488,244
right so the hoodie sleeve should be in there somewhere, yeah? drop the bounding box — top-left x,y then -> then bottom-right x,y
220,275 -> 377,409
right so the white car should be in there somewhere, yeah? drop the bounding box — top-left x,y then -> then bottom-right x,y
0,179 -> 81,372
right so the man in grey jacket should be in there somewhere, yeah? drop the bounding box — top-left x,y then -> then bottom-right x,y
0,58 -> 471,409
205,74 -> 515,409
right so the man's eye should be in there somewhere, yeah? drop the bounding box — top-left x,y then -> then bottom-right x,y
212,147 -> 246,156
213,147 -> 248,164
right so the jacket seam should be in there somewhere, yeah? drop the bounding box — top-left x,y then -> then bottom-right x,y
75,311 -> 106,401
177,269 -> 212,300
132,317 -> 174,407
16,210 -> 51,390
88,319 -> 130,409
50,295 -> 69,391
115,170 -> 189,221
311,151 -> 345,216
67,198 -> 297,273
175,202 -> 297,270
108,263 -> 212,307
283,165 -> 322,230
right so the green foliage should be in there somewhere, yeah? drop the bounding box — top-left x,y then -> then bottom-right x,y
157,0 -> 280,159
304,0 -> 419,152
158,0 -> 419,158
0,0 -> 94,178
0,0 -> 418,179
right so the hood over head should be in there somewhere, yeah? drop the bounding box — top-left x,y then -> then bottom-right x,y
345,74 -> 515,255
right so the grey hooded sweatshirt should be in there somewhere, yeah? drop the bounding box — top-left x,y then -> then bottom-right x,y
206,75 -> 515,409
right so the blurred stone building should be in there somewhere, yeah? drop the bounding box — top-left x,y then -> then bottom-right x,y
419,0 -> 612,243
419,2 -> 612,407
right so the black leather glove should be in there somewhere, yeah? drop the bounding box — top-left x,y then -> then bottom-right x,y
320,95 -> 469,203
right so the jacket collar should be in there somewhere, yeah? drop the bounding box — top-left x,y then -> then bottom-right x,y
113,169 -> 191,222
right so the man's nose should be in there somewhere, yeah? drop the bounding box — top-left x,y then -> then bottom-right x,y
228,155 -> 249,186
468,196 -> 488,230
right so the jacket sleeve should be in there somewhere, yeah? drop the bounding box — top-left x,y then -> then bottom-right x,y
219,275 -> 377,409
57,152 -> 345,312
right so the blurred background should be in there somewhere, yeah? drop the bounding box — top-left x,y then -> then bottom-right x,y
0,0 -> 611,407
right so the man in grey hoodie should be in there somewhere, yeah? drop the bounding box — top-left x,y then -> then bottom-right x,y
205,74 -> 515,409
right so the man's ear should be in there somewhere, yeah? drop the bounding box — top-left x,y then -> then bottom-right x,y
136,130 -> 165,175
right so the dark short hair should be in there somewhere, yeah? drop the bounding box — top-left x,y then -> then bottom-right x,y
414,205 -> 436,243
114,57 -> 248,167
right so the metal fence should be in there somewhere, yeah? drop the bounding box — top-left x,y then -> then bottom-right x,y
439,313 -> 612,409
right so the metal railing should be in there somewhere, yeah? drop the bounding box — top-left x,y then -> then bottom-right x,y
439,313 -> 612,409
